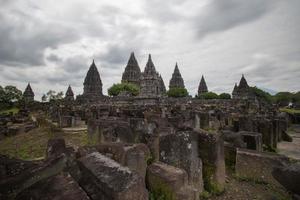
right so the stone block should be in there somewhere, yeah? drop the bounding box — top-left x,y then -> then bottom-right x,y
78,152 -> 148,200
159,131 -> 203,193
239,131 -> 262,151
146,162 -> 198,200
198,130 -> 225,194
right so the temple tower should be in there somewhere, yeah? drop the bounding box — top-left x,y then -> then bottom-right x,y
65,85 -> 74,101
159,75 -> 166,94
233,75 -> 255,100
23,83 -> 34,102
121,52 -> 141,86
198,75 -> 208,95
83,60 -> 103,97
139,54 -> 164,97
169,63 -> 185,89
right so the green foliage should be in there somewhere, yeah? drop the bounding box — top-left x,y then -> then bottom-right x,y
250,87 -> 273,104
279,108 -> 300,114
273,92 -> 293,106
198,92 -> 219,99
0,85 -> 22,110
219,93 -> 231,99
199,191 -> 211,199
42,90 -> 64,102
108,83 -> 140,96
166,87 -> 189,97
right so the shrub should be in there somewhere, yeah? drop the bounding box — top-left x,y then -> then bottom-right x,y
108,83 -> 139,96
219,93 -> 231,99
198,92 -> 219,99
166,87 -> 188,97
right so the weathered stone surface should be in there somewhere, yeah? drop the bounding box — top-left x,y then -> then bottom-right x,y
77,152 -> 148,200
146,162 -> 198,200
236,149 -> 290,186
239,131 -> 262,151
272,162 -> 300,195
16,173 -> 90,200
47,138 -> 67,159
198,130 -> 225,194
159,131 -> 203,193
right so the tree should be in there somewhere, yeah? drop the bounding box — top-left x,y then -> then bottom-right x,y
0,85 -> 22,109
108,83 -> 139,96
273,92 -> 293,106
44,90 -> 64,102
198,92 -> 219,99
250,87 -> 273,104
219,93 -> 231,99
167,87 -> 189,97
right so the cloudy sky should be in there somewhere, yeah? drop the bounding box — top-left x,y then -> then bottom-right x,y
0,0 -> 299,99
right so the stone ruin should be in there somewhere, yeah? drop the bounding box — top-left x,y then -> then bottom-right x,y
1,52 -> 300,199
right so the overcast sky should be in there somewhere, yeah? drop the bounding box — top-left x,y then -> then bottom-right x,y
0,0 -> 299,99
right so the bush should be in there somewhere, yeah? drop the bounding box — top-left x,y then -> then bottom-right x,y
219,93 -> 231,99
108,83 -> 139,96
198,92 -> 219,99
166,87 -> 188,97
250,87 -> 273,104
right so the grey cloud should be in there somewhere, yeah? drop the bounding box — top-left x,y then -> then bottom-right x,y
195,0 -> 278,38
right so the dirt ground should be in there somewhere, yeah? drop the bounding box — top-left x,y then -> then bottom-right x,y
207,172 -> 292,200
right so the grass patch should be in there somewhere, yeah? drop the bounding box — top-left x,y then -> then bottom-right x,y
279,108 -> 300,114
0,107 -> 19,115
0,126 -> 88,160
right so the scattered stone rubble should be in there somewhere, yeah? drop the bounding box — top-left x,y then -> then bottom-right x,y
1,52 -> 299,199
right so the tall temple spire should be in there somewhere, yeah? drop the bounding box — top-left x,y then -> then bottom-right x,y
65,85 -> 74,101
159,74 -> 166,93
144,54 -> 156,75
83,60 -> 103,96
121,52 -> 141,86
239,74 -> 249,89
198,75 -> 208,95
23,83 -> 34,102
169,62 -> 185,89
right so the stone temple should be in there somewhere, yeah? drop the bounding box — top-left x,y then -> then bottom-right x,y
140,54 -> 165,97
232,74 -> 255,100
83,60 -> 103,99
23,83 -> 34,102
169,63 -> 185,89
121,52 -> 141,86
1,51 -> 299,200
198,75 -> 208,95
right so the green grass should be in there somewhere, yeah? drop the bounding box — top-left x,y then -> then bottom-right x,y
0,127 -> 88,160
0,107 -> 19,115
279,108 -> 300,114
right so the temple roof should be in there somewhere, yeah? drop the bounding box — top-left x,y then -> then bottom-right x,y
144,54 -> 157,75
23,83 -> 34,97
198,75 -> 208,94
238,74 -> 249,89
232,83 -> 238,94
121,52 -> 141,84
66,85 -> 74,96
169,63 -> 185,89
159,74 -> 166,93
84,60 -> 102,86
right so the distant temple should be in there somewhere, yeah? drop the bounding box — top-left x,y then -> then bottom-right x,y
198,75 -> 208,95
232,75 -> 254,100
121,52 -> 141,86
139,54 -> 165,97
23,83 -> 34,102
83,60 -> 103,98
65,85 -> 74,101
169,63 -> 185,89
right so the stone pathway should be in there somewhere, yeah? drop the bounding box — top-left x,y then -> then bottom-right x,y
277,124 -> 300,161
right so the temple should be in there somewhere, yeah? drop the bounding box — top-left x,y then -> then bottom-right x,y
198,75 -> 208,95
169,63 -> 185,89
23,83 -> 34,102
65,85 -> 74,101
139,54 -> 165,97
232,75 -> 255,100
121,52 -> 141,86
83,60 -> 103,99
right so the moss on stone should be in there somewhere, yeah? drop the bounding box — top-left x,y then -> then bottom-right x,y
147,175 -> 174,200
